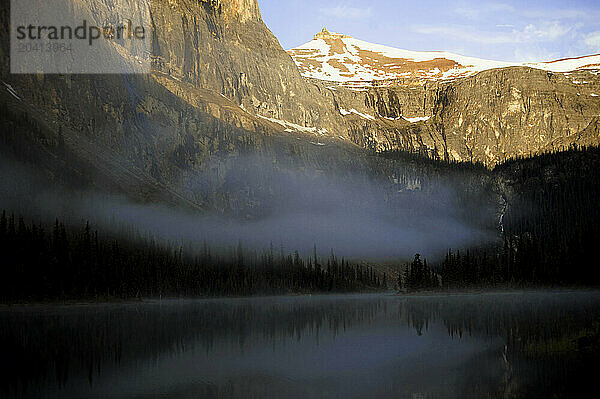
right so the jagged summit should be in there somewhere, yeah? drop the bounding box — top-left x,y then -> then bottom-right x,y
288,30 -> 600,85
314,28 -> 350,40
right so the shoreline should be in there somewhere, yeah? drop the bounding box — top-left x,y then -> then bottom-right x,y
395,287 -> 600,298
2,288 -> 600,309
0,290 -> 392,309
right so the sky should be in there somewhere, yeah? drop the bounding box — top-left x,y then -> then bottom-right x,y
259,0 -> 600,62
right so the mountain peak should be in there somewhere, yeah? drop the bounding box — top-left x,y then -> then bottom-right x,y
288,33 -> 600,86
314,28 -> 351,40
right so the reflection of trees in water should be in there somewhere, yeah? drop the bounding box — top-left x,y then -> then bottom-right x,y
2,292 -> 599,398
396,299 -> 439,336
396,293 -> 600,344
399,293 -> 600,398
0,297 -> 386,396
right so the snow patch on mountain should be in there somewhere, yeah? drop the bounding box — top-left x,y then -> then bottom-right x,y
3,82 -> 21,101
403,115 -> 431,123
288,28 -> 600,86
339,108 -> 375,120
256,115 -> 328,135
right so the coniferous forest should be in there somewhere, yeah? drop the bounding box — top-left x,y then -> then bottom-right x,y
399,146 -> 600,292
0,212 -> 386,302
3,93 -> 600,298
3,146 -> 600,300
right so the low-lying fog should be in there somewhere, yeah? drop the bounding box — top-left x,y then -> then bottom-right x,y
0,154 -> 496,260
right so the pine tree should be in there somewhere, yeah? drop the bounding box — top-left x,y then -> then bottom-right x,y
0,211 -> 6,237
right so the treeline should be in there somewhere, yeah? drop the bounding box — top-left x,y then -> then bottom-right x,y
398,254 -> 439,292
0,212 -> 387,302
441,146 -> 600,290
399,249 -> 509,292
397,146 -> 600,292
494,146 -> 600,285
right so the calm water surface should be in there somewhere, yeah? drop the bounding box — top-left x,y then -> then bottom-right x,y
1,291 -> 600,398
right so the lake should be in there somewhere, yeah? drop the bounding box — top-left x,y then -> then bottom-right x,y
1,291 -> 599,398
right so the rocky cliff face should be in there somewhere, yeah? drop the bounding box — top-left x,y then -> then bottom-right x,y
0,0 -> 365,214
149,0 -> 343,134
287,29 -> 600,165
0,0 -> 346,209
1,0 -> 599,211
326,67 -> 600,164
1,0 -> 348,144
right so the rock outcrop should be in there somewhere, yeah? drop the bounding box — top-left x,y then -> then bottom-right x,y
149,0 -> 342,134
325,67 -> 600,163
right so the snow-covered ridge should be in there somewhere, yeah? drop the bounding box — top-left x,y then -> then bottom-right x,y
287,28 -> 600,85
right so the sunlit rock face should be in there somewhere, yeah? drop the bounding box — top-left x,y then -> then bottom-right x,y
148,0 -> 342,135
219,0 -> 262,23
287,29 -> 600,164
328,67 -> 600,164
289,27 -> 487,84
288,28 -> 600,86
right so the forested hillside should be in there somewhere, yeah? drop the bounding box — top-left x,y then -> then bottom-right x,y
0,213 -> 386,302
399,146 -> 600,291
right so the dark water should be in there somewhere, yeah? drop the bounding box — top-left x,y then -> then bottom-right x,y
1,291 -> 600,399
